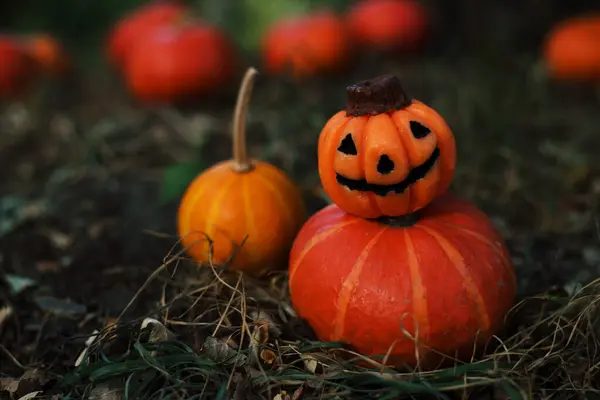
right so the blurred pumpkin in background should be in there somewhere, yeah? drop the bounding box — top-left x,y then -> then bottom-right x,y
231,0 -> 311,52
261,10 -> 352,78
346,0 -> 429,53
0,37 -> 38,100
123,21 -> 237,103
107,0 -> 187,70
543,14 -> 600,81
178,68 -> 306,277
23,34 -> 70,77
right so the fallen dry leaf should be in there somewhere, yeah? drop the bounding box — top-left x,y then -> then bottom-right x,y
300,353 -> 322,374
260,348 -> 276,365
250,310 -> 282,342
88,382 -> 124,400
0,377 -> 19,394
140,318 -> 175,343
249,310 -> 282,366
18,391 -> 42,400
0,369 -> 50,399
272,391 -> 291,400
0,305 -> 14,328
44,229 -> 72,250
201,336 -> 247,366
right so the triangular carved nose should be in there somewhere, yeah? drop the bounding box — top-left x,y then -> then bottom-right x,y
337,133 -> 357,155
377,155 -> 395,174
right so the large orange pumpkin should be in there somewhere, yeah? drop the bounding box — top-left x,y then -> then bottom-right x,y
318,75 -> 456,219
346,0 -> 429,52
178,68 -> 306,276
289,194 -> 516,369
543,14 -> 600,81
0,37 -> 38,100
124,22 -> 237,103
107,0 -> 187,70
261,10 -> 351,79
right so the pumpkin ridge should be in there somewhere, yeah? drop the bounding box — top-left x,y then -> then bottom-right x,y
319,111 -> 351,157
202,175 -> 239,250
178,178 -> 211,239
418,225 -> 491,334
253,172 -> 296,231
362,116 -> 384,215
432,221 -> 516,289
402,230 -> 430,354
241,176 -> 257,264
320,116 -> 353,181
179,165 -> 232,237
289,219 -> 361,287
402,101 -> 456,197
332,226 -> 388,340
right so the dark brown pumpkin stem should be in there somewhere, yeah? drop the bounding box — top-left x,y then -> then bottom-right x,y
232,67 -> 258,173
345,75 -> 412,117
373,210 -> 421,227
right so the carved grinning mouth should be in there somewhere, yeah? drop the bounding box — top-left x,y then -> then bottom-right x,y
335,147 -> 440,196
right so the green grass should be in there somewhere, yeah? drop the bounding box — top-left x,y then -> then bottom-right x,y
58,329 -> 523,399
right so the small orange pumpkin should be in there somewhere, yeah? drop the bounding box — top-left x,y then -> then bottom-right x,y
543,14 -> 600,81
318,75 -> 456,219
289,194 -> 516,369
23,34 -> 70,77
346,0 -> 429,52
261,10 -> 351,79
178,68 -> 307,276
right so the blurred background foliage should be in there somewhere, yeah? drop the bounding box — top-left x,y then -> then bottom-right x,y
1,0 -> 599,70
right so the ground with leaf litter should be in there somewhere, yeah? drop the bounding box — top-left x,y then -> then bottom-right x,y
1,51 -> 600,399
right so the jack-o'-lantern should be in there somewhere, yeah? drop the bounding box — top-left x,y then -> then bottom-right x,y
318,75 -> 456,219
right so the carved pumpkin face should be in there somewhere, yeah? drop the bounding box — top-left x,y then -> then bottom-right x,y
318,76 -> 456,219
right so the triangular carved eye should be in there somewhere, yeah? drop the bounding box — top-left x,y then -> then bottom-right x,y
337,133 -> 358,155
410,121 -> 431,139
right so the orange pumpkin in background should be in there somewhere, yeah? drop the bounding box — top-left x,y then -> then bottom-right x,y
262,11 -> 351,78
178,68 -> 306,277
318,75 -> 456,219
543,14 -> 600,81
107,0 -> 187,70
0,38 -> 38,100
346,0 -> 429,52
124,22 -> 237,103
23,34 -> 70,77
289,194 -> 516,369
